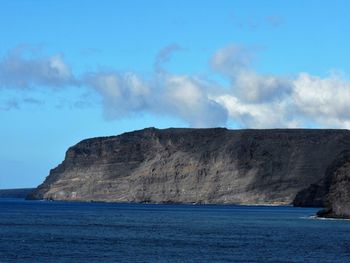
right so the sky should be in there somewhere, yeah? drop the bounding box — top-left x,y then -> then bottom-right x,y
1,0 -> 350,188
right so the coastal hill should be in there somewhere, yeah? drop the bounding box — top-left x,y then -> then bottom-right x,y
28,128 -> 350,218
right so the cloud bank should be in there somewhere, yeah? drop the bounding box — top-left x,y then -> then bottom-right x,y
84,71 -> 227,127
1,44 -> 350,129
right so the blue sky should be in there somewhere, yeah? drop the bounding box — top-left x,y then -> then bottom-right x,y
1,0 -> 350,188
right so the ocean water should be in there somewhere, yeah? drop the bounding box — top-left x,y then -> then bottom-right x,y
0,199 -> 349,263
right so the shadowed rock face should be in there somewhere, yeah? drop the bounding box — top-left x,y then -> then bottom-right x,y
315,152 -> 350,218
28,128 -> 350,211
325,161 -> 350,218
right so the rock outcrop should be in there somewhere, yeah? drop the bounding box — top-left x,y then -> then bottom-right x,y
28,128 -> 350,213
315,152 -> 350,218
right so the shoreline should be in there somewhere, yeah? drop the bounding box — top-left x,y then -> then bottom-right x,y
24,197 -> 314,208
9,198 -> 350,219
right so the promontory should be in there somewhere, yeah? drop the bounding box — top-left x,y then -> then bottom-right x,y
27,128 -> 350,218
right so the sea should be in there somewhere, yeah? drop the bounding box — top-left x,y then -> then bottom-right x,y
0,199 -> 349,263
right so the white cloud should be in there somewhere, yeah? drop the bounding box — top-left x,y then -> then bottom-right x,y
212,94 -> 298,128
0,47 -> 75,89
85,72 -> 150,119
234,70 -> 291,103
208,44 -> 350,129
2,43 -> 350,129
292,73 -> 350,128
160,75 -> 228,127
210,70 -> 350,129
85,72 -> 228,127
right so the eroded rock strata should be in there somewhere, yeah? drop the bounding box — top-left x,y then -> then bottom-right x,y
28,128 -> 350,216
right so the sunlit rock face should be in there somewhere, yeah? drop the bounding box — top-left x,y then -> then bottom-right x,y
28,128 -> 350,211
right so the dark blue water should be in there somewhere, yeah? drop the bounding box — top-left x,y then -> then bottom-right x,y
0,199 -> 349,262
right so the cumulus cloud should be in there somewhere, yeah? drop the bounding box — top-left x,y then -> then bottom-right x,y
85,71 -> 228,127
209,69 -> 350,128
159,75 -> 228,127
233,71 -> 292,103
1,43 -> 350,129
0,47 -> 75,89
85,72 -> 150,119
212,94 -> 298,128
292,73 -> 350,127
211,45 -> 291,103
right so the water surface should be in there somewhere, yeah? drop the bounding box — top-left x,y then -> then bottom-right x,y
0,199 -> 349,262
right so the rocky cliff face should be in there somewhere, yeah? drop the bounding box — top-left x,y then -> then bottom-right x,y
314,152 -> 350,218
28,128 -> 350,211
323,161 -> 350,218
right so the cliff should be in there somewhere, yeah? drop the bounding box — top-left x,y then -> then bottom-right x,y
314,153 -> 350,218
28,128 -> 350,216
